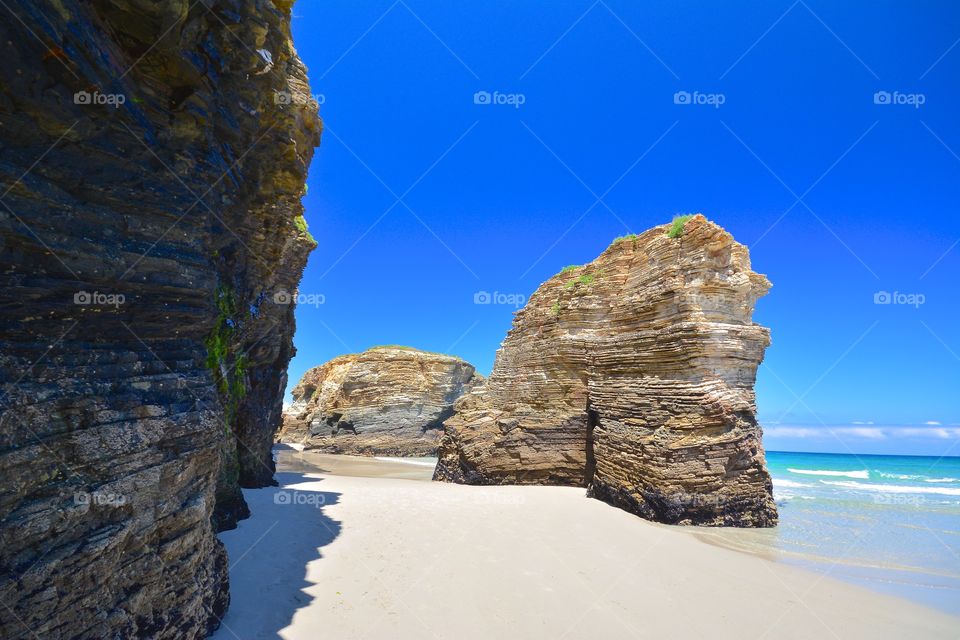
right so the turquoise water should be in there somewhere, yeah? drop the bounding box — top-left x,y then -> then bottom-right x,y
709,451 -> 960,615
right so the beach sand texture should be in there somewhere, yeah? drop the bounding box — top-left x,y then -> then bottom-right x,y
213,452 -> 959,639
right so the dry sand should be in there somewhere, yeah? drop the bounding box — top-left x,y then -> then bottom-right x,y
212,451 -> 960,639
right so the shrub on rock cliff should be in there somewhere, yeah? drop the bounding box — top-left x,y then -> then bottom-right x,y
666,214 -> 696,238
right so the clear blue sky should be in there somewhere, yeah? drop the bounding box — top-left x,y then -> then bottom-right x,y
286,0 -> 959,456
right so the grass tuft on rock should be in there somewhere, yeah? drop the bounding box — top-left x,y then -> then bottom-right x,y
294,215 -> 315,243
666,214 -> 695,239
370,344 -> 420,351
369,345 -> 457,358
565,273 -> 596,290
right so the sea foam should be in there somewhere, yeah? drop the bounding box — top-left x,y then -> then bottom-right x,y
788,468 -> 869,479
820,480 -> 960,496
879,472 -> 921,480
878,472 -> 958,483
772,479 -> 813,489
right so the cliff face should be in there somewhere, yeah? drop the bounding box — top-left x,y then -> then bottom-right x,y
0,1 -> 319,638
281,347 -> 480,456
434,216 -> 777,527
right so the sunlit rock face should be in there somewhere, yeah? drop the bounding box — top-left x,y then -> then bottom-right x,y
0,0 -> 319,637
434,215 -> 777,527
281,347 -> 481,456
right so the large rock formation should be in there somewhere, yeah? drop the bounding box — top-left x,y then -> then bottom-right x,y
281,347 -> 480,456
435,215 -> 777,527
0,1 -> 319,638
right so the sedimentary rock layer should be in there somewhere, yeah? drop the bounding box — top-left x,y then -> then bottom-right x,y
434,215 -> 777,527
0,1 -> 319,638
281,347 -> 480,456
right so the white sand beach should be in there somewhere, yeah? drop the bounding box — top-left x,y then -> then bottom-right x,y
212,452 -> 960,640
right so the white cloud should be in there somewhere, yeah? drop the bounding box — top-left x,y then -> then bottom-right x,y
763,427 -> 818,438
763,426 -> 960,440
925,420 -> 942,425
842,427 -> 887,440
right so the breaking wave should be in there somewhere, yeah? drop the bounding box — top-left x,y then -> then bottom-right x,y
819,480 -> 960,496
788,468 -> 869,479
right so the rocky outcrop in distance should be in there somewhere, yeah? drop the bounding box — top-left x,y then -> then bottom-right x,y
434,215 -> 777,527
0,1 -> 319,638
281,347 -> 480,456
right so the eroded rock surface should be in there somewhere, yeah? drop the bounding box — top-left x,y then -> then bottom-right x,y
434,215 -> 777,527
281,347 -> 480,456
0,0 -> 319,637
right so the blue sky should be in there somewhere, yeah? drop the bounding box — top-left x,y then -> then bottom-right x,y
286,0 -> 959,456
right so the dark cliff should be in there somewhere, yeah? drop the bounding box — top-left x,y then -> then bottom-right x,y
0,0 -> 319,637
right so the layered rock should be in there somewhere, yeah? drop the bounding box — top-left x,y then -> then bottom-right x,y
0,1 -> 319,638
435,215 -> 777,527
281,347 -> 480,456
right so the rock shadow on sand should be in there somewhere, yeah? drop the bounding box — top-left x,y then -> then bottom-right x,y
212,468 -> 342,640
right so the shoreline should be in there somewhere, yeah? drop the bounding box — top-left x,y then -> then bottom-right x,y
212,450 -> 960,639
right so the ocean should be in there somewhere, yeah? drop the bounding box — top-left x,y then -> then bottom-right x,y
703,451 -> 960,615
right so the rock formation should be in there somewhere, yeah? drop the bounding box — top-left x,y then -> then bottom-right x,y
281,347 -> 480,456
434,215 -> 777,527
0,1 -> 319,637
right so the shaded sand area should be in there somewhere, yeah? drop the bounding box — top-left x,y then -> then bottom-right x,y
213,450 -> 960,639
